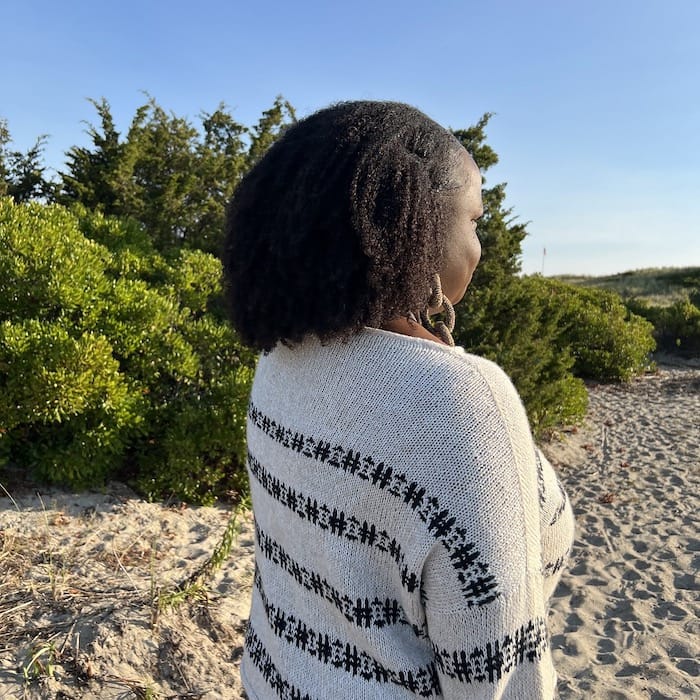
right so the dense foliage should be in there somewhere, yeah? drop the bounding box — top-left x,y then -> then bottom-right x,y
552,282 -> 655,381
0,198 -> 255,502
560,267 -> 700,357
1,96 -> 295,254
626,297 -> 700,355
59,96 -> 295,254
0,101 -> 661,498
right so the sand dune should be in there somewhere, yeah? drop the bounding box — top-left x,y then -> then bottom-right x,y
0,361 -> 698,699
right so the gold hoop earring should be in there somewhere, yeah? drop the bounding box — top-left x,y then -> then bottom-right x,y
420,274 -> 455,346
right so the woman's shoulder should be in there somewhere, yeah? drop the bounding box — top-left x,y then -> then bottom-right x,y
260,328 -> 520,416
350,330 -> 529,429
361,328 -> 516,393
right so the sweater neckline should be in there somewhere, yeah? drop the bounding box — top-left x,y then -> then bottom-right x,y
361,326 -> 468,358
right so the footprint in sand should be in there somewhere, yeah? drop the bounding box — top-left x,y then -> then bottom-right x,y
596,652 -> 618,666
597,637 -> 616,653
673,573 -> 696,589
565,612 -> 584,631
622,567 -> 642,582
653,602 -> 688,621
677,658 -> 699,676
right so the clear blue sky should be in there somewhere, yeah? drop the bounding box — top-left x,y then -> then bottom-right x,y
2,0 -> 698,276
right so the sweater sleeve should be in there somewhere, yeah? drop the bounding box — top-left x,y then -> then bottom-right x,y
419,355 -> 560,699
536,447 -> 575,600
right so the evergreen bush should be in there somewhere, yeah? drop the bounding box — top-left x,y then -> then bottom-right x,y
0,198 -> 254,503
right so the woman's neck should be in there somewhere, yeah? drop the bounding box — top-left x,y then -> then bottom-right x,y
380,316 -> 450,346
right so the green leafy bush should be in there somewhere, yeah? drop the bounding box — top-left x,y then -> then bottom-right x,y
0,201 -> 109,324
626,297 -> 700,355
455,275 -> 588,435
545,281 -> 656,381
0,320 -> 142,484
455,275 -> 656,435
0,198 -> 254,502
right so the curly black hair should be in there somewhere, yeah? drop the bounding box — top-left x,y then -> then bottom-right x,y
223,100 -> 466,352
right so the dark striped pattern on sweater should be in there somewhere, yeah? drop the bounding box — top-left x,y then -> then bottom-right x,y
255,520 -> 427,637
549,480 -> 569,526
245,625 -> 318,700
247,563 -> 549,695
248,451 -> 420,594
543,550 -> 570,578
535,450 -> 546,507
432,617 -> 548,683
248,402 -> 498,606
253,571 -> 442,698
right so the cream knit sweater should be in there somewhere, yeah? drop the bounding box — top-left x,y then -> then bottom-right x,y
240,328 -> 574,699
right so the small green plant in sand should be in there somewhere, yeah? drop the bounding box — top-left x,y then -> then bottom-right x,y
131,683 -> 158,700
20,641 -> 59,682
105,676 -> 163,699
153,499 -> 248,622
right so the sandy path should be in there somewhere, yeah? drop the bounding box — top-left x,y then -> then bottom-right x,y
0,363 -> 698,699
545,363 -> 700,699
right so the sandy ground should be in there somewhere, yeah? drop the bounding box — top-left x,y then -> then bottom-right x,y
544,360 -> 699,699
0,360 -> 698,699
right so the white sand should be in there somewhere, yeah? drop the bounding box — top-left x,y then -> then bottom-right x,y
545,362 -> 699,699
0,487 -> 257,699
0,362 -> 698,699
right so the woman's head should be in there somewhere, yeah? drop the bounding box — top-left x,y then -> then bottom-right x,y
223,100 -> 482,351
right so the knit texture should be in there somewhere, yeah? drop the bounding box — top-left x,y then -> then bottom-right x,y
240,328 -> 575,699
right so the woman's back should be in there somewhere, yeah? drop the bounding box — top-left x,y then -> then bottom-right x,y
241,329 -> 574,699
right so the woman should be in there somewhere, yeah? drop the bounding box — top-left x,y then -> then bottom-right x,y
223,101 -> 574,699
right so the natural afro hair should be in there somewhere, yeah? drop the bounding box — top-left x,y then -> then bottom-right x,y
223,100 -> 466,351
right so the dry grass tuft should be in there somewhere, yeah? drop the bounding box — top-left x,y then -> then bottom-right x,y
0,486 -> 253,698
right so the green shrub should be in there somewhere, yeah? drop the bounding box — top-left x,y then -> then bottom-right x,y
127,314 -> 255,503
0,200 -> 109,325
627,297 -> 700,355
0,319 -> 142,485
455,275 -> 589,436
0,198 -> 254,503
455,275 -> 656,435
165,249 -> 225,314
545,281 -> 656,381
134,358 -> 254,503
